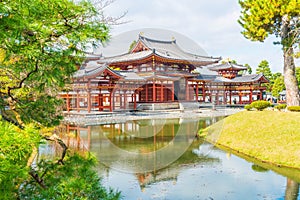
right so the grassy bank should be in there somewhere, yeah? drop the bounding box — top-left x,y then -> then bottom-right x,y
200,110 -> 300,169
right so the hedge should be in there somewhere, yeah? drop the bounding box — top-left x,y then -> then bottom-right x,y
287,106 -> 300,112
249,100 -> 271,111
274,104 -> 287,111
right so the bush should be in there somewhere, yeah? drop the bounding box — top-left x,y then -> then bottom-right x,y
287,106 -> 300,112
250,100 -> 271,111
274,104 -> 287,111
244,104 -> 252,111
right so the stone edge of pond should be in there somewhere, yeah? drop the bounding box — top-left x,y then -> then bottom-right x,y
62,108 -> 242,126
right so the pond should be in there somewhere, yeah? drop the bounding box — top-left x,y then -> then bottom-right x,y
59,117 -> 300,200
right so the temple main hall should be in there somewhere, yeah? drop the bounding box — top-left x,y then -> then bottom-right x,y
61,34 -> 269,113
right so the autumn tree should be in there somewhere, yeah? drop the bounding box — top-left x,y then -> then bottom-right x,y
239,0 -> 300,106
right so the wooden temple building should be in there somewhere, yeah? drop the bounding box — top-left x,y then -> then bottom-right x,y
61,34 -> 269,113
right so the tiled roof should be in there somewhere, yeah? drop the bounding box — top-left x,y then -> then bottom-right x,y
231,74 -> 269,83
139,35 -> 221,63
99,50 -> 153,64
73,64 -> 107,78
208,62 -> 247,71
97,35 -> 221,65
119,71 -> 145,81
193,73 -> 269,84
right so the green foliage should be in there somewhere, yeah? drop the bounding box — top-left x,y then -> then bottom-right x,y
0,0 -> 109,127
245,63 -> 252,74
244,104 -> 252,111
272,75 -> 286,98
296,67 -> 300,88
19,153 -> 121,200
250,100 -> 271,111
251,164 -> 269,173
128,40 -> 137,52
256,60 -> 272,80
239,0 -> 300,106
287,106 -> 300,112
238,0 -> 300,46
0,119 -> 41,199
274,104 -> 287,111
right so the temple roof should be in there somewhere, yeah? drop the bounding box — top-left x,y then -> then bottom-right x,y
193,73 -> 269,84
98,34 -> 221,66
208,62 -> 247,71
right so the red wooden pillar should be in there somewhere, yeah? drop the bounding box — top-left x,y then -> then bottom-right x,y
146,84 -> 149,102
160,82 -> 164,102
109,91 -> 113,112
120,92 -> 123,109
87,90 -> 91,113
260,89 -> 263,100
229,90 -> 232,105
239,92 -> 242,104
112,91 -> 115,110
66,93 -> 70,112
202,82 -> 206,102
76,91 -> 80,112
196,82 -> 199,102
186,80 -> 189,101
250,89 -> 253,103
134,92 -> 137,109
153,82 -> 156,102
171,82 -> 175,101
124,91 -> 127,109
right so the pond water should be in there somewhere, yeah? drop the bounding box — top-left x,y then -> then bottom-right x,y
60,117 -> 300,200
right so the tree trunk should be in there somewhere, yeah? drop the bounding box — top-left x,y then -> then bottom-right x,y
283,47 -> 300,106
281,15 -> 300,106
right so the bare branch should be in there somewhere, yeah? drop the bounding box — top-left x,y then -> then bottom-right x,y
29,170 -> 47,189
44,134 -> 68,165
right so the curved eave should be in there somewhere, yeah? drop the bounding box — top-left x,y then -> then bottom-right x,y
99,52 -> 220,67
74,66 -> 123,80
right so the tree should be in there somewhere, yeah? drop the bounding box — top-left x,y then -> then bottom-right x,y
245,63 -> 252,74
256,60 -> 273,91
128,40 -> 137,52
272,75 -> 285,98
296,67 -> 300,88
256,60 -> 272,80
239,0 -> 300,106
0,0 -> 122,198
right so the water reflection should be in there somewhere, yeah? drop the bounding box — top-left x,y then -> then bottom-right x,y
58,117 -> 300,200
60,118 -> 218,173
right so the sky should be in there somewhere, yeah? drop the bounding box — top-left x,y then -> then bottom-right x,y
97,0 -> 299,73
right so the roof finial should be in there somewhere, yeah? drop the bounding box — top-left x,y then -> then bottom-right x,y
171,36 -> 176,43
139,32 -> 144,37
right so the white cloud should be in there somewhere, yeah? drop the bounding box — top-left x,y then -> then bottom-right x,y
99,0 -> 298,73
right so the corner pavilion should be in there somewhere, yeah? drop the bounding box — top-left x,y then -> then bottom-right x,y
61,34 -> 269,113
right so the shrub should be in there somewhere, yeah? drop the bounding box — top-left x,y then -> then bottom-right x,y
244,104 -> 252,111
274,104 -> 287,111
250,100 -> 271,111
287,106 -> 300,112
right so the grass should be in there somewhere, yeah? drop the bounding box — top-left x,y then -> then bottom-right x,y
200,110 -> 300,169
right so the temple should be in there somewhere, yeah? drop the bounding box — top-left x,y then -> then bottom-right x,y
60,34 -> 269,113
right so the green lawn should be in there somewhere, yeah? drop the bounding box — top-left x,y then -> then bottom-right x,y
200,110 -> 300,169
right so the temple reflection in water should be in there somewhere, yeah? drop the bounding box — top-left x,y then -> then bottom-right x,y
56,117 -> 221,188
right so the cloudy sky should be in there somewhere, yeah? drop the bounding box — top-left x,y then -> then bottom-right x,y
99,0 -> 298,73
